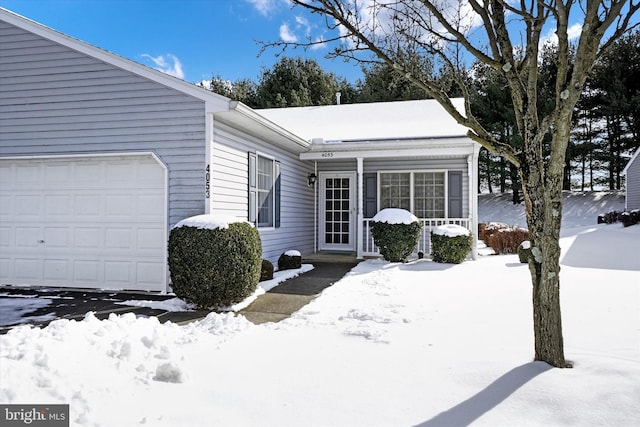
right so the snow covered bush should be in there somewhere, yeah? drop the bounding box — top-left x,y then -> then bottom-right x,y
478,222 -> 510,242
278,250 -> 302,270
261,259 -> 274,281
168,214 -> 262,309
486,226 -> 530,254
370,209 -> 421,262
518,240 -> 532,263
430,224 -> 473,264
620,210 -> 639,227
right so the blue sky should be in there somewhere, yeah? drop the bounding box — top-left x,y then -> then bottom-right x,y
0,0 -> 364,84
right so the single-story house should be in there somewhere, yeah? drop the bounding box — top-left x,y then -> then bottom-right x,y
259,101 -> 480,260
0,8 -> 479,293
622,148 -> 640,211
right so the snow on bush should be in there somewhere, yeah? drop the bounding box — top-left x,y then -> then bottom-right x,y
432,224 -> 471,237
371,208 -> 419,224
173,213 -> 252,230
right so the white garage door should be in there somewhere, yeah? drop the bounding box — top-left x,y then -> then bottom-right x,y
0,155 -> 167,291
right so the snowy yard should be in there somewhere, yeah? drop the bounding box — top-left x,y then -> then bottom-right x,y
1,192 -> 638,426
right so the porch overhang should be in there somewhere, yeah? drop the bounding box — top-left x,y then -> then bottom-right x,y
299,137 -> 476,160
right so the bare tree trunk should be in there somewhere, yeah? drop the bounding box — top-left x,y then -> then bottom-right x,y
521,119 -> 570,368
524,178 -> 567,367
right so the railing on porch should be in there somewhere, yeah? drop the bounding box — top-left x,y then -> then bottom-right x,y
362,217 -> 472,257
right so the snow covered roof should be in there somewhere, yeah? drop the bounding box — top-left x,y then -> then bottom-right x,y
258,98 -> 470,142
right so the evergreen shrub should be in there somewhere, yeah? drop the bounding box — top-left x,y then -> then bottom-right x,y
430,225 -> 473,264
518,240 -> 532,263
370,209 -> 421,263
261,259 -> 274,281
278,250 -> 302,270
168,217 -> 262,309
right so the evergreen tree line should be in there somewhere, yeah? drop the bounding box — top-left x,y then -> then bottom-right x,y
202,31 -> 639,195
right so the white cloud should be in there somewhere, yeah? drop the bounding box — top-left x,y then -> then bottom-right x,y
245,0 -> 285,17
541,23 -> 583,46
141,53 -> 185,79
279,23 -> 298,43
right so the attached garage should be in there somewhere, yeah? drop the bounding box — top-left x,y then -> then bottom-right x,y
0,154 -> 168,291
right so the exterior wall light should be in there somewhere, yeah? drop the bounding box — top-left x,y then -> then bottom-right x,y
307,173 -> 317,187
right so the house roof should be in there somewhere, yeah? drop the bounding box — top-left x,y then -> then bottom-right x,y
258,98 -> 470,142
622,147 -> 640,176
0,7 -> 310,153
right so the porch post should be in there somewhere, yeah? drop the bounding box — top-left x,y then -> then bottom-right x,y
468,152 -> 479,260
356,157 -> 364,259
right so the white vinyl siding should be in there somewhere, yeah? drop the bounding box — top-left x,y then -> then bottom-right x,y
0,20 -> 206,229
625,151 -> 640,210
211,124 -> 315,264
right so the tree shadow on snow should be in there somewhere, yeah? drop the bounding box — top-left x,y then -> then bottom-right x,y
414,362 -> 552,427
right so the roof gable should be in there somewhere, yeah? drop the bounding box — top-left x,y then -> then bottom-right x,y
0,7 -> 227,109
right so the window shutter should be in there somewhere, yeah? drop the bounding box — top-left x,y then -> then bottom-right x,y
448,171 -> 463,218
248,152 -> 257,224
275,161 -> 281,228
363,173 -> 377,218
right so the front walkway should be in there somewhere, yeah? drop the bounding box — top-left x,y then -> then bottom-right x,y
239,259 -> 360,324
0,257 -> 360,332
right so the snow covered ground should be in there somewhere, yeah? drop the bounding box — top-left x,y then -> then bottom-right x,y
1,191 -> 638,426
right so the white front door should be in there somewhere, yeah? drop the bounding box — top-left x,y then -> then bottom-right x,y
319,172 -> 356,251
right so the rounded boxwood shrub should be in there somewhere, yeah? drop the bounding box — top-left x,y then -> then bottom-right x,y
168,214 -> 262,309
260,259 -> 274,281
278,250 -> 302,270
370,208 -> 422,262
518,240 -> 531,263
430,224 -> 473,264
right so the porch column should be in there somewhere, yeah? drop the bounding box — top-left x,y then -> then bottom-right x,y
356,157 -> 364,259
468,152 -> 479,260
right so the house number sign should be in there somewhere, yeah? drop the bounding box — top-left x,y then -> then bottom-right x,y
321,152 -> 334,158
205,164 -> 211,198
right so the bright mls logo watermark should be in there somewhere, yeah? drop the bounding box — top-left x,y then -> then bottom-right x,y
1,404 -> 69,426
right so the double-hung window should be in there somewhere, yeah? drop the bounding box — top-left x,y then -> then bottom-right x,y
380,171 -> 446,218
249,153 -> 280,228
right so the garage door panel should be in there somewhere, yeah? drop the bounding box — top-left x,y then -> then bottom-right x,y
15,227 -> 42,247
15,165 -> 40,186
76,195 -> 102,216
105,261 -> 132,284
14,259 -> 41,280
138,228 -> 164,250
75,228 -> 101,248
43,259 -> 69,281
45,195 -> 72,216
0,155 -> 167,291
45,163 -> 72,183
105,228 -> 133,249
73,260 -> 100,283
15,195 -> 41,215
44,227 -> 71,247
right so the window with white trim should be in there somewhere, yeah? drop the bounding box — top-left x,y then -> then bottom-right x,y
249,153 -> 280,228
380,171 -> 446,218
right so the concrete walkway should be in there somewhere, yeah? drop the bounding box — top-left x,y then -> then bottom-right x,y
239,259 -> 359,324
0,257 -> 360,332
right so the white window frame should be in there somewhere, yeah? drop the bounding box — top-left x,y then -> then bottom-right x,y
377,170 -> 448,218
249,152 -> 279,229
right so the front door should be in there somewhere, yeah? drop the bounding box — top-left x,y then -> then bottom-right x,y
319,172 -> 356,251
